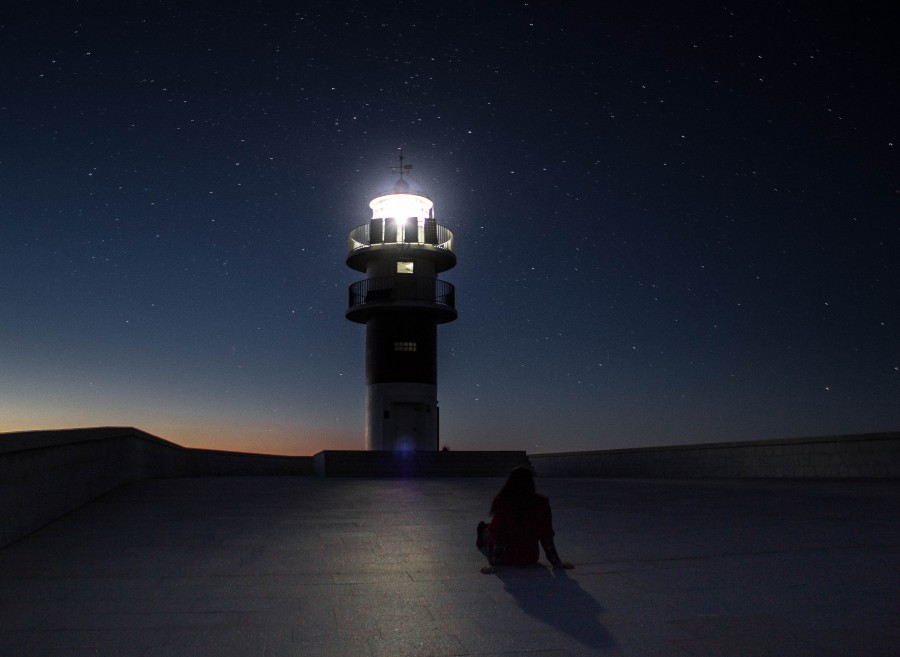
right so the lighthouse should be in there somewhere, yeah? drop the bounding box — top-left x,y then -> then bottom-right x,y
345,156 -> 457,451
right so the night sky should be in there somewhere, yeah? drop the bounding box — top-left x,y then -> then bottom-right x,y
1,2 -> 898,455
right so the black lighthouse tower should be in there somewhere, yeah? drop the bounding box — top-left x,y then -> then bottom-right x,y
345,157 -> 457,451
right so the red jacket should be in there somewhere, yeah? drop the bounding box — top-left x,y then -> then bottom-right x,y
487,494 -> 555,565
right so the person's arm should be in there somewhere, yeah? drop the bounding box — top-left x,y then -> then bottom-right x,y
540,536 -> 574,569
537,498 -> 574,569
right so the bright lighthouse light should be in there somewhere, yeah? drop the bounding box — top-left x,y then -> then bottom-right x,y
369,192 -> 433,220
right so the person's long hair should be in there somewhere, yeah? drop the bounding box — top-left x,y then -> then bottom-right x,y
490,466 -> 536,515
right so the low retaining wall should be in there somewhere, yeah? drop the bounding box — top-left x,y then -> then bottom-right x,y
0,427 -> 312,548
312,450 -> 531,477
4,427 -> 897,548
530,432 -> 900,479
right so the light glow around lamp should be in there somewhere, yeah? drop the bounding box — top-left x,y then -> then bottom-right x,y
369,193 -> 433,220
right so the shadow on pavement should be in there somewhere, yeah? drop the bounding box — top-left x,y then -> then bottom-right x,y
496,565 -> 616,651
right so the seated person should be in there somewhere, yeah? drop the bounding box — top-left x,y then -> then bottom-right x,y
477,466 -> 574,573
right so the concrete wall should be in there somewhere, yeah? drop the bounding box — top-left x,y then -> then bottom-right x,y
530,432 -> 900,479
189,448 -> 314,477
4,427 -> 897,548
0,427 -> 312,549
312,450 -> 531,477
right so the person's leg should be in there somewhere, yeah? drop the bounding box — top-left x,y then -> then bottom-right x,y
477,522 -> 498,573
476,521 -> 488,555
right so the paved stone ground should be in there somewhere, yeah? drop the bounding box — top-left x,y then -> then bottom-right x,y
0,476 -> 898,656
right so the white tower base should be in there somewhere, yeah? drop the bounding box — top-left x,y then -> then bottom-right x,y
365,382 -> 438,451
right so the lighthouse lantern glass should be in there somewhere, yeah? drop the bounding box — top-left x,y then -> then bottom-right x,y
369,193 -> 433,221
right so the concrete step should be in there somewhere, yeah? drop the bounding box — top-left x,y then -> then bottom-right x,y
312,450 -> 531,477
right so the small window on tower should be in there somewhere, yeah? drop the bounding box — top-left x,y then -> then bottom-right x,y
397,261 -> 414,274
394,341 -> 417,352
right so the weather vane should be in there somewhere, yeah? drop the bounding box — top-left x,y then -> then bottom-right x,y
391,149 -> 413,178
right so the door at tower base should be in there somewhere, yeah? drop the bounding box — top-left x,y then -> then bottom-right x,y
366,382 -> 438,451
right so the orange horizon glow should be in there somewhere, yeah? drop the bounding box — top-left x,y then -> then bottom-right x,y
0,416 -> 363,457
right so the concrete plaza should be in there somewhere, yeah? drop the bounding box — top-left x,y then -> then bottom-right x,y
0,476 -> 898,656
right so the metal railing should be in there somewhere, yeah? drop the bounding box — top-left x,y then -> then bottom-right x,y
348,276 -> 456,310
347,223 -> 455,254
